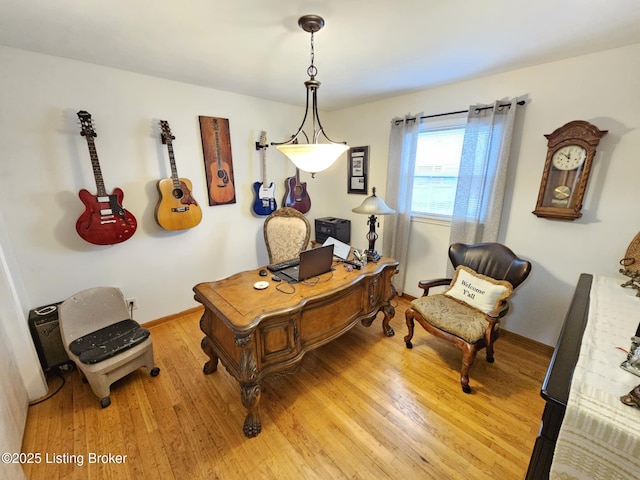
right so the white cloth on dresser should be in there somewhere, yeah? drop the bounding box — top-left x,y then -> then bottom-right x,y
550,275 -> 640,480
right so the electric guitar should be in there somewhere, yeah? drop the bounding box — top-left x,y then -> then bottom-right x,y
155,120 -> 203,230
75,111 -> 137,245
283,167 -> 311,214
209,117 -> 235,204
252,131 -> 277,216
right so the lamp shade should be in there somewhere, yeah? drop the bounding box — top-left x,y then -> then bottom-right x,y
352,188 -> 396,215
276,143 -> 349,174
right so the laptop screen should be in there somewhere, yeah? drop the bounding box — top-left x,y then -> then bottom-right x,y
277,244 -> 334,283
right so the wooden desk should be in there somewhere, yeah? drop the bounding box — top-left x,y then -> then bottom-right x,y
193,257 -> 399,437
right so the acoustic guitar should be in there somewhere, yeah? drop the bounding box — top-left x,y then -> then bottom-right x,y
252,131 -> 277,216
75,111 -> 137,245
283,167 -> 311,214
155,120 -> 203,230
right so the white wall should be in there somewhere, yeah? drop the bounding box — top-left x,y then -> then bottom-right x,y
0,46 -> 311,318
0,223 -> 32,480
317,43 -> 640,346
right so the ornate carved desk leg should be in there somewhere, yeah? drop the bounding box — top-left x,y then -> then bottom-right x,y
200,336 -> 219,374
237,336 -> 262,438
381,277 -> 398,337
199,314 -> 219,374
381,304 -> 396,337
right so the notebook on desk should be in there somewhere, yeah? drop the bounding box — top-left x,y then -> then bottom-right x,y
275,244 -> 334,283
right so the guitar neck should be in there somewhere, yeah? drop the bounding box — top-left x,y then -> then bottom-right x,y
85,137 -> 107,197
213,119 -> 223,168
261,147 -> 268,186
165,140 -> 181,188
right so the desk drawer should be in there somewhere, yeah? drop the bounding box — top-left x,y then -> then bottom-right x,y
257,317 -> 299,367
299,287 -> 365,347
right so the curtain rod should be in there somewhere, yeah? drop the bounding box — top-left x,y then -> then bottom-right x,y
397,100 -> 526,124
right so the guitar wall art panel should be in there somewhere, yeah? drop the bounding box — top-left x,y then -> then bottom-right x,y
198,115 -> 236,206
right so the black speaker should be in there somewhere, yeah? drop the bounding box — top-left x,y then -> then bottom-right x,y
28,302 -> 70,371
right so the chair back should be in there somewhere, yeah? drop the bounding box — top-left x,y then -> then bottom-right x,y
263,207 -> 311,264
449,242 -> 531,289
59,286 -> 130,344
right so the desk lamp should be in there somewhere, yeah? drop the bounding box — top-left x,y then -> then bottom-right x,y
352,187 -> 396,262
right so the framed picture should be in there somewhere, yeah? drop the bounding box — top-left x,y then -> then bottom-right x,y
348,146 -> 368,194
199,115 -> 237,206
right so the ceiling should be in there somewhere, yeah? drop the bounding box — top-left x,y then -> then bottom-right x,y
2,0 -> 640,111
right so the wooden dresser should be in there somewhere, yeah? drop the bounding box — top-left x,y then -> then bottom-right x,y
525,273 -> 592,480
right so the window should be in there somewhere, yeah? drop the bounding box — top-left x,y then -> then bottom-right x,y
411,117 -> 466,218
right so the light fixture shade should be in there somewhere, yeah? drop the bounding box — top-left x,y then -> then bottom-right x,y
352,188 -> 396,215
276,143 -> 349,174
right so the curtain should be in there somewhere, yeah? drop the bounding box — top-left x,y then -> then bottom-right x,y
382,113 -> 421,295
448,100 -> 518,257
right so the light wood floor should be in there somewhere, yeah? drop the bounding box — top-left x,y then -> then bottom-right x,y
22,296 -> 551,480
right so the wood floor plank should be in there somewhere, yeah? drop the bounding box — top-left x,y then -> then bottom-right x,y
21,297 -> 550,479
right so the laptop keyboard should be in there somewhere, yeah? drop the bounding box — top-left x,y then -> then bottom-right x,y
267,257 -> 300,272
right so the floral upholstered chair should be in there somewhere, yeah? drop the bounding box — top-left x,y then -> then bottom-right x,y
263,207 -> 311,264
404,242 -> 531,393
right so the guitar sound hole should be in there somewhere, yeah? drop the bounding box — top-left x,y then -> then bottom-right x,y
172,188 -> 184,200
217,169 -> 229,183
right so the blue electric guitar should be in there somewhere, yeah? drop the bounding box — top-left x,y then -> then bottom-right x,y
252,131 -> 277,216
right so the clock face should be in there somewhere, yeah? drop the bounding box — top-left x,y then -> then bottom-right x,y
551,145 -> 587,171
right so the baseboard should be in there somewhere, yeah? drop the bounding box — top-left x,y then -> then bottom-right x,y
500,329 -> 554,356
143,306 -> 204,329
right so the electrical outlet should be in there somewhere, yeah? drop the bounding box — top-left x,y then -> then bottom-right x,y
127,297 -> 138,310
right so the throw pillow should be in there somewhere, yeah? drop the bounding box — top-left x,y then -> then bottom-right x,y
444,265 -> 513,314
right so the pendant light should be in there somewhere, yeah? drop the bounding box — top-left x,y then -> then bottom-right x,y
272,15 -> 349,176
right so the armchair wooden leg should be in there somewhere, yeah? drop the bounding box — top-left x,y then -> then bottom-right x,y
486,343 -> 495,363
460,343 -> 478,394
404,308 -> 416,349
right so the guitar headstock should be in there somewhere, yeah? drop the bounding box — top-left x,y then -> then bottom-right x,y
256,130 -> 268,150
77,110 -> 96,138
159,120 -> 175,144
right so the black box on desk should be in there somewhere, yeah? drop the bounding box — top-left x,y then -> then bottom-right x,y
315,217 -> 350,244
28,302 -> 69,371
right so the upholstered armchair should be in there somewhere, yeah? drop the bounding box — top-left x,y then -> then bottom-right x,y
404,242 -> 531,393
263,207 -> 311,264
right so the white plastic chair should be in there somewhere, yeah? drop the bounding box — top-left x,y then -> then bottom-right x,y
59,286 -> 159,407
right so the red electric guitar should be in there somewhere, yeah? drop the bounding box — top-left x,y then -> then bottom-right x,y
283,167 -> 311,214
75,111 -> 137,245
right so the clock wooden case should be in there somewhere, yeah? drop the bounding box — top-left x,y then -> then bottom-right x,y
533,120 -> 607,220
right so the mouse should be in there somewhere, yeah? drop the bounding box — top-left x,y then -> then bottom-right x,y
259,269 -> 268,276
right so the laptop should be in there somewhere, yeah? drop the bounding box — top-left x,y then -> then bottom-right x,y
322,236 -> 351,260
275,244 -> 334,283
